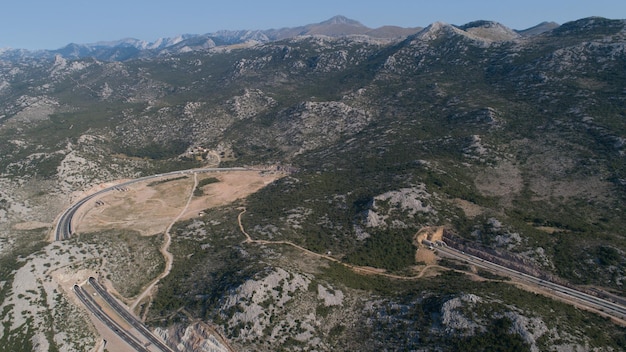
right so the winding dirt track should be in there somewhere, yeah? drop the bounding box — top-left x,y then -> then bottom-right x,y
237,208 -> 439,280
237,208 -> 626,326
63,167 -> 625,352
130,173 -> 198,311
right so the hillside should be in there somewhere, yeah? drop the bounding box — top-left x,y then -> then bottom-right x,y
0,16 -> 625,351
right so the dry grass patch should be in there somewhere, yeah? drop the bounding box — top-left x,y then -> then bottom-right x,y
414,226 -> 445,265
76,177 -> 194,236
12,221 -> 52,230
75,170 -> 284,237
181,171 -> 284,220
452,198 -> 484,218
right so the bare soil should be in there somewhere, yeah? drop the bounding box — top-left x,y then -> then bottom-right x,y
414,226 -> 445,265
12,221 -> 52,230
55,170 -> 284,350
75,170 -> 283,237
180,171 -> 279,220
451,198 -> 484,218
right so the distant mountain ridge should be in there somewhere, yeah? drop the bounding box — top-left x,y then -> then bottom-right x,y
516,21 -> 560,36
0,15 -> 561,62
1,14 -> 626,351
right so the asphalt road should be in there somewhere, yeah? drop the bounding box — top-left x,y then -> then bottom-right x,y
74,284 -> 151,352
54,167 -> 248,240
58,167 -> 249,351
60,166 -> 626,347
88,277 -> 173,352
436,245 -> 626,321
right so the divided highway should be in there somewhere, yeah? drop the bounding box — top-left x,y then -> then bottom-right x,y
59,167 -> 247,351
436,245 -> 626,322
88,277 -> 173,352
59,166 -> 626,351
74,284 -> 151,352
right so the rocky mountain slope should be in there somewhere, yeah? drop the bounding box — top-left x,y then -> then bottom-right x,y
1,16 -> 625,351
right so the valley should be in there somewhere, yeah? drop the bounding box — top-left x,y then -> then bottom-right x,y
1,15 -> 625,351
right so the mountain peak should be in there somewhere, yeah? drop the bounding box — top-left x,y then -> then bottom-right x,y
459,20 -> 505,30
516,21 -> 560,36
414,22 -> 461,41
413,20 -> 520,44
458,20 -> 520,41
321,15 -> 363,26
291,15 -> 370,38
555,16 -> 625,33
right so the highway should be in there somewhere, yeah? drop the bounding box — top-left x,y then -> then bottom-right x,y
54,167 -> 248,241
436,245 -> 626,322
58,165 -> 626,349
57,167 -> 248,351
88,277 -> 173,352
74,284 -> 151,352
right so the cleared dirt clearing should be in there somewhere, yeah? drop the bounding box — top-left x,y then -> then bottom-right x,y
75,170 -> 283,237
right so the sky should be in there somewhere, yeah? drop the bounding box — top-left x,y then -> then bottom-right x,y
2,0 -> 626,50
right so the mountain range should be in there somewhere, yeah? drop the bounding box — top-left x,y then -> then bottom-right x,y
0,15 -> 558,61
0,14 -> 625,352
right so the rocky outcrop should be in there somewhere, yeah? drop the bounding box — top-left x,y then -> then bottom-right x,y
362,184 -> 439,230
226,88 -> 277,120
275,101 -> 370,155
440,294 -> 484,335
156,322 -> 231,352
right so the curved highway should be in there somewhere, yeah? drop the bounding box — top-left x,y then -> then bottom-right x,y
60,167 -> 248,351
55,167 -> 247,241
59,166 -> 626,351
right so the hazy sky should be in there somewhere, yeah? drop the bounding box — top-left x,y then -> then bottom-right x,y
2,0 -> 625,50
